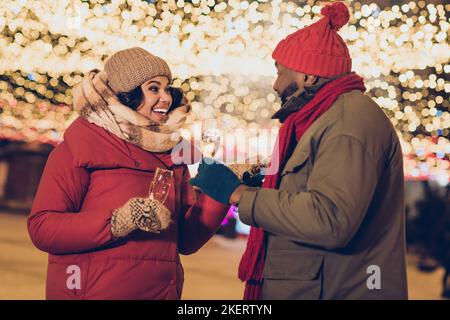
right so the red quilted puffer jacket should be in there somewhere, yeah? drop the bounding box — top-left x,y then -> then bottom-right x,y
28,117 -> 229,300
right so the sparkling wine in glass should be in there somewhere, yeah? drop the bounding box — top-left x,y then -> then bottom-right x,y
149,168 -> 173,204
201,119 -> 221,158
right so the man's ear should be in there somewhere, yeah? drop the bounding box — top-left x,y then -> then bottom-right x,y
304,74 -> 318,86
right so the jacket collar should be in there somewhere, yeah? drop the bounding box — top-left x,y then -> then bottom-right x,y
63,117 -> 175,171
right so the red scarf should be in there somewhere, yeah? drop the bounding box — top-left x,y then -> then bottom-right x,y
238,73 -> 366,300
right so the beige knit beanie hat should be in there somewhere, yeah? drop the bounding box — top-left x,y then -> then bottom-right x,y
104,47 -> 172,93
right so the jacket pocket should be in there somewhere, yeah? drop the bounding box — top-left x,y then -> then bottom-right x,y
281,151 -> 310,176
263,251 -> 324,300
280,151 -> 310,192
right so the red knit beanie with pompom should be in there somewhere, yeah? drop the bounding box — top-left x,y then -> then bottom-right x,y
272,1 -> 352,78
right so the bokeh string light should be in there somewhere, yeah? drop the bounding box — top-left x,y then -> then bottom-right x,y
0,0 -> 448,184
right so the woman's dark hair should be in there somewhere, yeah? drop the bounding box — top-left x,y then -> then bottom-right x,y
117,86 -> 184,112
117,86 -> 144,111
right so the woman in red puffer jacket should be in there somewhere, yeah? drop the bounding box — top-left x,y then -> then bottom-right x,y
28,47 -> 229,300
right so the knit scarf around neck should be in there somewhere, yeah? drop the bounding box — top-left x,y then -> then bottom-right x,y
72,70 -> 190,153
238,72 -> 366,300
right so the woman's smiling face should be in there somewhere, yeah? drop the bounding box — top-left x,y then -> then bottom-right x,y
136,76 -> 173,124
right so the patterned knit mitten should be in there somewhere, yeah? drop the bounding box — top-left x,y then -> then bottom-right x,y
111,197 -> 172,238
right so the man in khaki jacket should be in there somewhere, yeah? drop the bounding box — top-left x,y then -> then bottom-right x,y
191,2 -> 408,300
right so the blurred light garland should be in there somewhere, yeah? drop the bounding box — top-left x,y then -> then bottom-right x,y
0,0 -> 448,184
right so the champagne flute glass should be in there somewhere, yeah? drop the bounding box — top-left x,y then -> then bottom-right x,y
149,167 -> 173,204
201,118 -> 221,158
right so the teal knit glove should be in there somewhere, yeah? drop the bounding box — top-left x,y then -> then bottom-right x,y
189,158 -> 242,205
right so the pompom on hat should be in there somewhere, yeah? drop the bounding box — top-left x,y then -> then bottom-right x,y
272,1 -> 352,78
